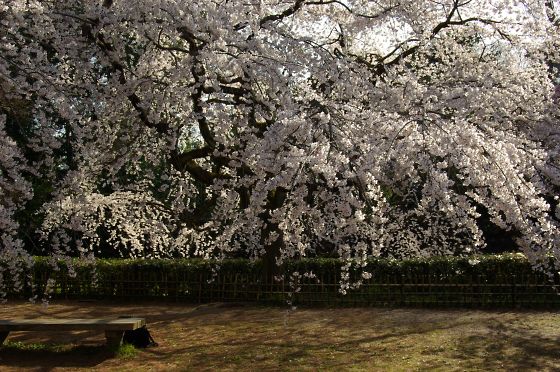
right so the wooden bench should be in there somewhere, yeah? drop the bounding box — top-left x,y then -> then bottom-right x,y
0,318 -> 146,349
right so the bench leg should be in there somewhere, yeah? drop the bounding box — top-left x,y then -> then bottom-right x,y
105,330 -> 124,349
0,332 -> 9,346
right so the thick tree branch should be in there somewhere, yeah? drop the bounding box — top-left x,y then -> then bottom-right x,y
81,20 -> 171,134
306,0 -> 399,19
260,0 -> 306,26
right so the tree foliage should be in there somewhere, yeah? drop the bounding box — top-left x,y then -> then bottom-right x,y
1,0 -> 560,295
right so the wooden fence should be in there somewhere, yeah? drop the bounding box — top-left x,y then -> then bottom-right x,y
16,256 -> 560,308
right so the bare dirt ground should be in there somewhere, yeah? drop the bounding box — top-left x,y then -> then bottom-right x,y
0,300 -> 559,371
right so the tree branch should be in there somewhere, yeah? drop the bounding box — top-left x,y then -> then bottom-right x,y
260,0 -> 306,27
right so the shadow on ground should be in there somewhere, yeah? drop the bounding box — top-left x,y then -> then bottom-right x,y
0,301 -> 558,371
0,345 -> 112,370
451,319 -> 560,371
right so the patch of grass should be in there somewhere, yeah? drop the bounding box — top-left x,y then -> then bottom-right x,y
115,343 -> 138,358
3,340 -> 66,353
4,339 -> 134,358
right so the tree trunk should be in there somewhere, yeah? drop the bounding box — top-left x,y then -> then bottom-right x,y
260,187 -> 287,284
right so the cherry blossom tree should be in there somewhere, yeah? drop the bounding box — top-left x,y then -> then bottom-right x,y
1,0 -> 559,294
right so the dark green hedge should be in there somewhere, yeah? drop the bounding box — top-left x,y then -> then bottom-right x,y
7,254 -> 560,308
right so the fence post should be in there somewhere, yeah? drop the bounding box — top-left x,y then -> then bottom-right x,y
198,273 -> 202,303
400,273 -> 404,306
512,274 -> 516,307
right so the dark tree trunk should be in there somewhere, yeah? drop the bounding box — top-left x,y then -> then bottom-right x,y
260,187 -> 287,283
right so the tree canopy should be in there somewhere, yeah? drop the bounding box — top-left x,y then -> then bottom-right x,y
1,0 -> 560,295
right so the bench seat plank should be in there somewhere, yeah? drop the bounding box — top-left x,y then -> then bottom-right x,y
0,318 -> 145,332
